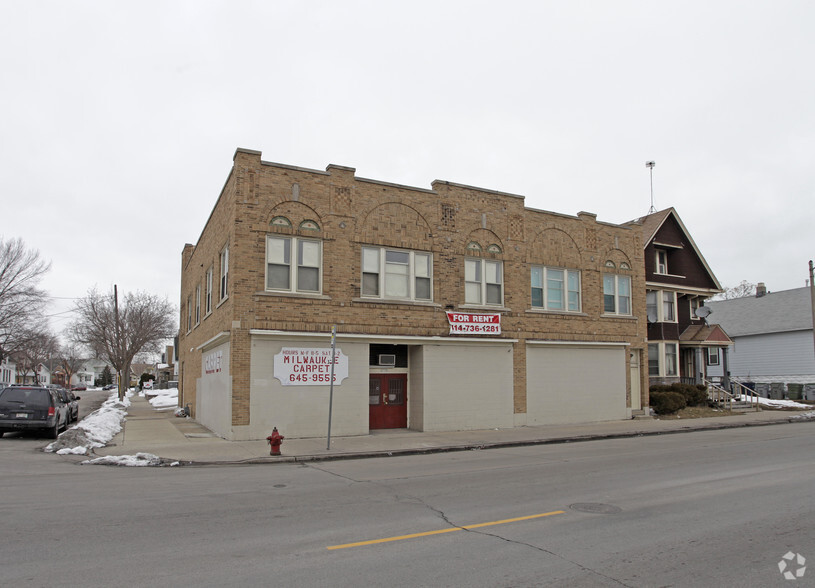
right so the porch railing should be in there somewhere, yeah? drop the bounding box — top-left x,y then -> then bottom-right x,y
704,379 -> 761,412
729,380 -> 762,411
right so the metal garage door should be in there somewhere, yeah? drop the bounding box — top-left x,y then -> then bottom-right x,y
526,344 -> 628,426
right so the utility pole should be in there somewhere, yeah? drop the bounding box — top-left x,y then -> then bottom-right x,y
809,261 -> 815,362
114,285 -> 123,400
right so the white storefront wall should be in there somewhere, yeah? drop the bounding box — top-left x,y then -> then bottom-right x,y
526,342 -> 629,425
197,339 -> 232,439
246,335 -> 368,440
244,331 -> 516,439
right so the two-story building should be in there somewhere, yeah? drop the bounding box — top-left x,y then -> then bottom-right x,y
627,208 -> 731,386
179,148 -> 648,440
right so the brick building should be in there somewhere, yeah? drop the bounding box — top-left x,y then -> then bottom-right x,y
179,148 -> 648,440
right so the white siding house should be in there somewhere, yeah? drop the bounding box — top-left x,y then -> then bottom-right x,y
707,286 -> 815,398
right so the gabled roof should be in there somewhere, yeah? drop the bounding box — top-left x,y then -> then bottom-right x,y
706,287 -> 813,337
679,324 -> 733,345
627,207 -> 723,291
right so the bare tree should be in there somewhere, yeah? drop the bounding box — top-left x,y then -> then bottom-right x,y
11,328 -> 59,384
0,237 -> 51,362
713,280 -> 756,300
57,343 -> 87,389
70,287 -> 176,399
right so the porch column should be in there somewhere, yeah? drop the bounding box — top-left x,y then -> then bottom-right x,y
695,348 -> 704,385
721,347 -> 730,390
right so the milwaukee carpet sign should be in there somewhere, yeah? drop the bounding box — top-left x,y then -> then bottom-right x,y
446,312 -> 501,335
273,347 -> 349,386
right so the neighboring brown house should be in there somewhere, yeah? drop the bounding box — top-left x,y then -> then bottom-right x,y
179,148 -> 649,440
628,208 -> 732,385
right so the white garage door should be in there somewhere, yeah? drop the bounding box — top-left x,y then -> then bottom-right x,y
526,344 -> 627,426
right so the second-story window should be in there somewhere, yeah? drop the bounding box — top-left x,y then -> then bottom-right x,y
205,266 -> 213,315
195,285 -> 201,325
362,247 -> 432,301
465,258 -> 503,306
219,245 -> 229,301
662,291 -> 676,321
603,273 -> 631,315
531,266 -> 581,312
266,236 -> 321,293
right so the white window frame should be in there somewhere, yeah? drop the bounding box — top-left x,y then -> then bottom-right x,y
219,245 -> 229,302
603,274 -> 632,316
361,246 -> 432,302
194,285 -> 201,326
656,249 -> 668,274
662,291 -> 676,322
531,266 -> 581,312
186,296 -> 192,333
649,342 -> 679,377
465,258 -> 503,306
646,289 -> 678,323
205,266 -> 213,315
707,347 -> 720,366
265,235 -> 322,294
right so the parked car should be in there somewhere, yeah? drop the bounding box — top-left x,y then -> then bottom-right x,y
71,385 -> 87,392
55,388 -> 80,423
102,384 -> 115,391
0,386 -> 69,439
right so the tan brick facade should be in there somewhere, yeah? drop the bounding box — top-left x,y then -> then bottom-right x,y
180,148 -> 648,439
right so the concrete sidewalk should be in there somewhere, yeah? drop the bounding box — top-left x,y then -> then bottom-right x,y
91,394 -> 815,466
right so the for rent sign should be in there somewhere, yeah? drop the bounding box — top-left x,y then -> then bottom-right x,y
273,347 -> 349,386
446,312 -> 501,335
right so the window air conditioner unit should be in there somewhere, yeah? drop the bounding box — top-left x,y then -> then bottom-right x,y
378,354 -> 396,367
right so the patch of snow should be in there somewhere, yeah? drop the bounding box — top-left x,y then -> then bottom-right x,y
149,388 -> 178,409
82,452 -> 162,467
739,395 -> 811,409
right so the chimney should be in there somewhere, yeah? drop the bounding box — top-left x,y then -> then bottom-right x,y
756,282 -> 767,298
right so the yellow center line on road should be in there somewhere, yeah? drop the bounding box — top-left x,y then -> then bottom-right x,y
327,510 -> 566,550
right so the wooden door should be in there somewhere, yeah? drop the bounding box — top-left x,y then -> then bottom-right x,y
369,374 -> 407,429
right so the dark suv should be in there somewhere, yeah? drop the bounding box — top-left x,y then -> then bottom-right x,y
0,386 -> 69,439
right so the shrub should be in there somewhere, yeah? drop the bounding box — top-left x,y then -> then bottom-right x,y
649,391 -> 687,415
670,383 -> 708,407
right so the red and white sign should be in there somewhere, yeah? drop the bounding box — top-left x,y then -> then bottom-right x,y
274,347 -> 349,386
446,312 -> 501,335
204,350 -> 223,375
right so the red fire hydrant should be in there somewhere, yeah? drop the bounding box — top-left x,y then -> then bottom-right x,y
267,427 -> 284,456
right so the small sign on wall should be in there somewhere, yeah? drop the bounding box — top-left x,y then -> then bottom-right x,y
274,347 -> 349,386
446,312 -> 501,335
204,350 -> 223,375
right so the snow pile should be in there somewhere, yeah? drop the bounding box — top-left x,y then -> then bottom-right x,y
149,387 -> 178,409
45,391 -> 130,455
82,452 -> 171,467
739,395 -> 812,410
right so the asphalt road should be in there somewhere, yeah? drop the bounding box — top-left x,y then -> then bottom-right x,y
2,419 -> 813,587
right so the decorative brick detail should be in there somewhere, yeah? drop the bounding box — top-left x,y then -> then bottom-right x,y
441,204 -> 456,229
332,185 -> 352,215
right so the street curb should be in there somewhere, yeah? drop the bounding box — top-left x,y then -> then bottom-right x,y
168,414 -> 815,467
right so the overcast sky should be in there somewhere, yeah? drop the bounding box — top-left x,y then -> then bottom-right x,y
2,1 -> 813,336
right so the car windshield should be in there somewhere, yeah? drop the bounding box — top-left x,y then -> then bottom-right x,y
0,388 -> 51,407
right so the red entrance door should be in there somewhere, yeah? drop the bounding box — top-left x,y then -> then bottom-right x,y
369,374 -> 407,429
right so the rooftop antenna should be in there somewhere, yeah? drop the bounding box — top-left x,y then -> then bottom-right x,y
646,161 -> 656,213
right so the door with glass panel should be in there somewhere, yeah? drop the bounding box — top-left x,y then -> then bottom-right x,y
369,374 -> 408,429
